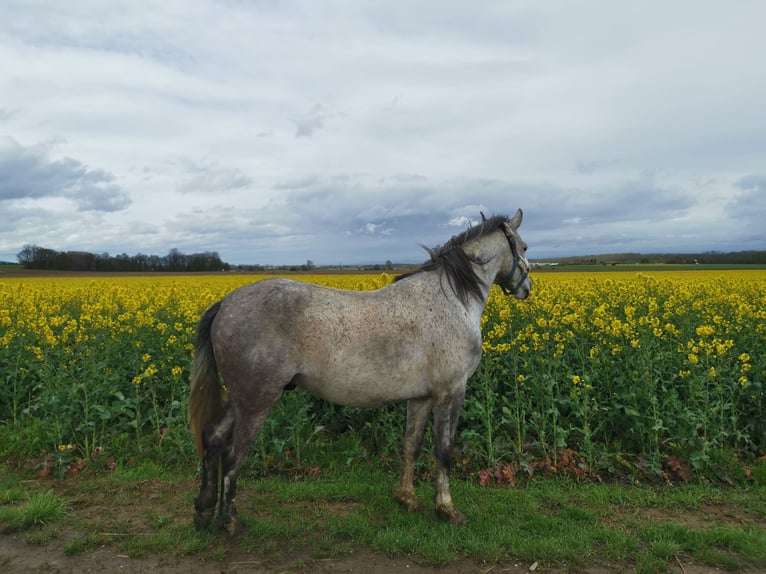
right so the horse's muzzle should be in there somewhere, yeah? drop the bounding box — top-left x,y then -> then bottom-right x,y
515,276 -> 532,300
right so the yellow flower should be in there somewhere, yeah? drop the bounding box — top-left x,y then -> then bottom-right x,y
738,376 -> 749,387
27,345 -> 44,361
696,325 -> 715,337
648,297 -> 659,314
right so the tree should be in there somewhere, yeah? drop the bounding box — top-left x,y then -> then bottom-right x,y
16,244 -> 57,269
16,244 -> 39,266
15,244 -> 231,271
166,248 -> 186,271
301,259 -> 315,271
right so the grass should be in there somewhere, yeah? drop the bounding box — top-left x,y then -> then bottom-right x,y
0,486 -> 67,532
1,460 -> 765,572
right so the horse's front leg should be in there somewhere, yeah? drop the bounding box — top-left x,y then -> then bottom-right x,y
433,392 -> 468,525
395,398 -> 432,513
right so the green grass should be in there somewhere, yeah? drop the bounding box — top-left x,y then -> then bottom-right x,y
1,461 -> 765,572
237,474 -> 766,570
0,488 -> 67,531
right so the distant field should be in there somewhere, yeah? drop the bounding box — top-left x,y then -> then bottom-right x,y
534,262 -> 766,272
4,262 -> 766,278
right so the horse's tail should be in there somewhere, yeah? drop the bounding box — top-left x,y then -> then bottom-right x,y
188,301 -> 225,460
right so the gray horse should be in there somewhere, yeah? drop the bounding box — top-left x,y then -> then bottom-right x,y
189,209 -> 531,533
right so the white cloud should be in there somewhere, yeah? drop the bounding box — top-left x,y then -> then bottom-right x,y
448,216 -> 474,228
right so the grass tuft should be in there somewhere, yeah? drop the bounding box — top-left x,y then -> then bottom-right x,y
0,490 -> 67,532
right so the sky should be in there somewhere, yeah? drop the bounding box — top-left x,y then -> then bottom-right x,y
1,1 -> 765,266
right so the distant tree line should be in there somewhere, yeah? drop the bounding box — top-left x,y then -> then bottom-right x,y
662,251 -> 766,265
17,245 -> 229,272
536,251 -> 766,266
234,259 -> 397,273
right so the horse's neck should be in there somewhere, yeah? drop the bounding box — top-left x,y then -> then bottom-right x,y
461,231 -> 507,314
466,233 -> 509,300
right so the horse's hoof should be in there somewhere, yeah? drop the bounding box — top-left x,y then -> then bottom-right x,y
395,489 -> 426,513
193,509 -> 214,531
436,506 -> 468,526
220,516 -> 244,537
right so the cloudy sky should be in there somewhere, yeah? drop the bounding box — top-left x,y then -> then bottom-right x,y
1,1 -> 764,265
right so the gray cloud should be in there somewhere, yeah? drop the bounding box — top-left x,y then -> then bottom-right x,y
0,108 -> 17,122
4,168 -> 755,265
0,137 -> 130,212
176,164 -> 252,194
728,175 -> 766,221
291,104 -> 341,138
213,173 -> 750,264
529,177 -> 694,229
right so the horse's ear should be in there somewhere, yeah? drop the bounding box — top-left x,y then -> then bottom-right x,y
510,208 -> 523,228
480,211 -> 487,222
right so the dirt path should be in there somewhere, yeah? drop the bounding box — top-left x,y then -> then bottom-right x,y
1,531 -> 732,574
0,532 -> 544,574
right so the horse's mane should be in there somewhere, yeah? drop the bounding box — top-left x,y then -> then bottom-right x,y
394,214 -> 510,304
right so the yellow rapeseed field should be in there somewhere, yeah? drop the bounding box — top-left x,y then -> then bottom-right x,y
1,270 -> 764,477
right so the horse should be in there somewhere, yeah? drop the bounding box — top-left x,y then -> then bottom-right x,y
188,209 -> 532,533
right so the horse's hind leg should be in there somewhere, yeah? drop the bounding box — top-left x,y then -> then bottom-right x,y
433,391 -> 468,525
395,397 -> 432,513
217,383 -> 286,535
194,406 -> 234,530
217,439 -> 242,535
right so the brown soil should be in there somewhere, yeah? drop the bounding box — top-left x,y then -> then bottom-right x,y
0,536 -> 503,574
1,533 -> 729,574
0,532 -> 731,574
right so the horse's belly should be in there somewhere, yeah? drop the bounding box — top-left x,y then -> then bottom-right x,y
294,373 -> 427,408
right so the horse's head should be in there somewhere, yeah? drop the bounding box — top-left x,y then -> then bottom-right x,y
495,209 -> 532,299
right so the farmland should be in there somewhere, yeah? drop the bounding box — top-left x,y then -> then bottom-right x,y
1,269 -> 766,572
1,269 -> 764,480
